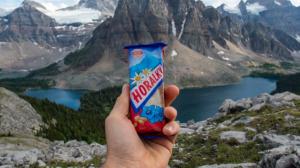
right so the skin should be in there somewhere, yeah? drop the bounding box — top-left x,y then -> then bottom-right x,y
103,84 -> 180,168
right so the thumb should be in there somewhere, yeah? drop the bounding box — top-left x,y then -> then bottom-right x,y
111,84 -> 130,117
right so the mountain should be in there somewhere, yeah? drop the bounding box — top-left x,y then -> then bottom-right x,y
0,0 -> 106,70
28,0 -> 300,90
217,0 -> 300,39
78,0 -> 118,15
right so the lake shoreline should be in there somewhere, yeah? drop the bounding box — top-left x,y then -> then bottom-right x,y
24,77 -> 278,122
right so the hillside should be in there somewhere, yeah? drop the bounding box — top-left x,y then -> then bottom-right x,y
1,87 -> 300,167
0,0 -> 117,70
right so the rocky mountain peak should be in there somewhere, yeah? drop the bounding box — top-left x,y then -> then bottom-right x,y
1,2 -> 57,43
238,0 -> 248,15
22,0 -> 47,10
78,0 -> 118,14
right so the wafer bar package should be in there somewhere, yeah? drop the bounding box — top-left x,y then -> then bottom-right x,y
125,42 -> 167,136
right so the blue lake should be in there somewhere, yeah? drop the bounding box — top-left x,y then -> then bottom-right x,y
173,77 -> 277,122
24,77 -> 277,122
24,88 -> 86,110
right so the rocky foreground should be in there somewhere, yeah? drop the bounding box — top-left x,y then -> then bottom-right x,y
1,87 -> 300,167
174,92 -> 300,168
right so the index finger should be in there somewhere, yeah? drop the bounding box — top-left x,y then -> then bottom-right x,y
164,85 -> 180,106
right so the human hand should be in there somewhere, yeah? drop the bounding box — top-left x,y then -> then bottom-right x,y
103,84 -> 180,168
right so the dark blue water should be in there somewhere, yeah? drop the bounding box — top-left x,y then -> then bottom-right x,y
173,77 -> 276,122
24,77 -> 276,121
24,88 -> 86,110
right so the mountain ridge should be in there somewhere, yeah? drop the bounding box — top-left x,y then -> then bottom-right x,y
28,0 -> 300,90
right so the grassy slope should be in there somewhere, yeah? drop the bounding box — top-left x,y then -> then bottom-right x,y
170,101 -> 300,167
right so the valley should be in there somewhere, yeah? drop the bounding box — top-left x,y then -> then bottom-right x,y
0,0 -> 300,167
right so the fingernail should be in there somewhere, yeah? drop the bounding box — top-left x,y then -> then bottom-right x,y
122,84 -> 126,92
166,125 -> 174,132
122,84 -> 128,92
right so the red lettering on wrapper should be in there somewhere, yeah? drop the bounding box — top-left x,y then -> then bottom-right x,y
130,65 -> 164,111
132,89 -> 142,104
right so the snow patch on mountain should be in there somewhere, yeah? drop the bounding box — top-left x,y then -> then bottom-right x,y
246,2 -> 266,15
35,6 -> 102,24
178,12 -> 188,40
274,0 -> 282,6
172,19 -> 176,36
296,34 -> 300,42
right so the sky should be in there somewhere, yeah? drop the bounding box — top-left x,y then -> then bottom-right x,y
0,0 -> 79,10
202,0 -> 300,7
0,0 -> 300,11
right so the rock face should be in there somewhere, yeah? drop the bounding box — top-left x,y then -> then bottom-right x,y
0,87 -> 43,136
0,1 -> 98,70
0,1 -> 57,46
218,92 -> 300,115
47,140 -> 107,163
31,0 -> 300,90
198,163 -> 257,168
220,131 -> 247,143
78,0 -> 118,14
177,91 -> 300,167
259,145 -> 300,168
217,0 -> 300,43
0,138 -> 107,167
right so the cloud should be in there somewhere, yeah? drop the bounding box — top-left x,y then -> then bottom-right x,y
34,0 -> 79,11
0,0 -> 79,10
246,2 -> 266,14
201,0 -> 300,7
290,0 -> 300,6
201,0 -> 241,8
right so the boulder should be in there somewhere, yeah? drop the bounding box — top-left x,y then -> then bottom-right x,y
220,131 -> 247,143
255,134 -> 300,148
180,128 -> 195,135
218,92 -> 300,115
259,145 -> 300,168
0,149 -> 45,167
232,116 -> 254,126
198,163 -> 257,168
47,140 -> 107,163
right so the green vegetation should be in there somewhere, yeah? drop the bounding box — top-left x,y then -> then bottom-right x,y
280,62 -> 295,70
248,62 -> 300,79
171,134 -> 263,168
171,101 -> 300,167
249,71 -> 283,79
260,63 -> 280,71
30,156 -> 102,168
0,78 -> 54,93
22,87 -> 121,144
275,73 -> 300,95
249,63 -> 283,78
28,63 -> 61,77
64,42 -> 97,68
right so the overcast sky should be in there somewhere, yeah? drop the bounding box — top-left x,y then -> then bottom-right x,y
0,0 -> 79,10
0,0 -> 300,10
202,0 -> 300,7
